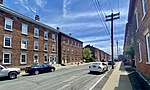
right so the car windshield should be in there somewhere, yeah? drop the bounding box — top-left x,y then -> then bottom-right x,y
31,64 -> 39,67
92,63 -> 101,65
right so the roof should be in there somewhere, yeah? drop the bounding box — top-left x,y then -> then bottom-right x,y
0,5 -> 59,33
59,32 -> 83,43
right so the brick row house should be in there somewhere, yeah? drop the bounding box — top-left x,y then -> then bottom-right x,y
58,32 -> 83,64
84,45 -> 110,61
125,0 -> 150,78
0,1 -> 59,67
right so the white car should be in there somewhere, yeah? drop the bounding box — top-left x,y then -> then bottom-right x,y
0,65 -> 20,79
89,62 -> 108,73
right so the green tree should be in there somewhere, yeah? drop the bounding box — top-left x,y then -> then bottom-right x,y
83,48 -> 93,61
124,39 -> 135,59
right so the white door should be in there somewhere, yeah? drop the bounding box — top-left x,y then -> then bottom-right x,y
49,56 -> 53,65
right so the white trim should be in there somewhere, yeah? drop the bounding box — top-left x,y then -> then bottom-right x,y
22,23 -> 28,35
138,42 -> 142,62
52,44 -> 56,52
21,38 -> 27,49
143,28 -> 149,35
44,42 -> 48,51
44,31 -> 48,40
34,41 -> 39,50
34,54 -> 39,63
3,35 -> 12,48
20,52 -> 27,64
52,33 -> 56,42
146,33 -> 150,62
3,52 -> 11,64
4,17 -> 13,31
135,8 -> 139,32
44,54 -> 48,63
34,28 -> 39,38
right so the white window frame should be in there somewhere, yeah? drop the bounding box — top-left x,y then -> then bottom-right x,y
20,53 -> 27,64
146,33 -> 150,62
3,35 -> 12,48
142,0 -> 147,16
138,42 -> 142,62
22,23 -> 28,35
34,54 -> 39,63
44,31 -> 48,40
4,17 -> 13,31
44,54 -> 48,63
52,44 -> 56,52
135,9 -> 139,32
52,34 -> 56,41
34,41 -> 39,50
44,42 -> 48,51
34,28 -> 39,38
3,52 -> 11,64
21,39 -> 27,49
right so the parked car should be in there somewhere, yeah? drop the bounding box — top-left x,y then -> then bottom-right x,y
89,62 -> 108,73
107,59 -> 115,65
0,65 -> 20,79
25,64 -> 55,75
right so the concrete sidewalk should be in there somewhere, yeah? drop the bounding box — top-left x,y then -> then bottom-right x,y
102,62 -> 132,90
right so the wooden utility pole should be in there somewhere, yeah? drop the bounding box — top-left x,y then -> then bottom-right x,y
106,12 -> 120,69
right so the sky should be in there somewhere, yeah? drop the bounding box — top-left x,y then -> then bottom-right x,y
3,0 -> 130,57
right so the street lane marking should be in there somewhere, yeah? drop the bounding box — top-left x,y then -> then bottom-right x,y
89,71 -> 109,90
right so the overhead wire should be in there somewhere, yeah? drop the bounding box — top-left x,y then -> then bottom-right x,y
91,0 -> 111,40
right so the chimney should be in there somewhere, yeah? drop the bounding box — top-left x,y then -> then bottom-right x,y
35,15 -> 40,21
0,0 -> 3,5
69,33 -> 71,36
56,27 -> 60,30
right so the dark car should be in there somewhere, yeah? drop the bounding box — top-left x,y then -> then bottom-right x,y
107,60 -> 115,65
25,64 -> 55,75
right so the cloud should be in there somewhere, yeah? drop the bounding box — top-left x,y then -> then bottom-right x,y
63,0 -> 71,18
35,0 -> 47,9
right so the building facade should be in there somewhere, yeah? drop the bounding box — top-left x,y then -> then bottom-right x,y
0,1 -> 59,67
125,0 -> 150,77
84,45 -> 110,61
58,32 -> 83,64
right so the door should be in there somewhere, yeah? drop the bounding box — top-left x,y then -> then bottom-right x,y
49,56 -> 53,65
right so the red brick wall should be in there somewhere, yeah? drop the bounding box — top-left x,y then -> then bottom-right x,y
0,10 -> 58,67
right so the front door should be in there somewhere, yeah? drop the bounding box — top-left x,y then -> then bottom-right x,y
49,56 -> 53,65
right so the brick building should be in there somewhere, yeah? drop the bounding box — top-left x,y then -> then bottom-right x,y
125,0 -> 150,78
84,45 -> 110,61
0,1 -> 59,67
58,32 -> 83,64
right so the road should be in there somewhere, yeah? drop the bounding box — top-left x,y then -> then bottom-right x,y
0,64 -> 112,90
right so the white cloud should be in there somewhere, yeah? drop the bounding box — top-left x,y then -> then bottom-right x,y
35,0 -> 47,9
63,0 -> 71,18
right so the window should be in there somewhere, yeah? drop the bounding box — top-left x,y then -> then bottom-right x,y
21,39 -> 27,49
44,54 -> 48,63
142,0 -> 147,16
44,31 -> 48,40
22,23 -> 28,35
52,34 -> 56,41
138,42 -> 142,62
52,44 -> 56,52
34,54 -> 39,63
44,43 -> 48,51
63,38 -> 66,43
4,17 -> 13,31
68,47 -> 70,53
68,39 -> 70,45
34,28 -> 39,38
3,53 -> 11,64
146,33 -> 150,62
135,11 -> 139,31
63,48 -> 66,53
20,53 -> 27,64
4,35 -> 12,48
34,41 -> 39,50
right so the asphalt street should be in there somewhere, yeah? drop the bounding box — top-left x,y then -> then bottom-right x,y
0,64 -> 112,90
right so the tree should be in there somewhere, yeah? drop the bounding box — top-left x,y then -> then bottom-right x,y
124,39 -> 135,59
83,48 -> 93,61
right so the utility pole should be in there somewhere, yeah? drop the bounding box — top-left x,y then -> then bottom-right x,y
116,40 -> 119,61
106,13 -> 120,69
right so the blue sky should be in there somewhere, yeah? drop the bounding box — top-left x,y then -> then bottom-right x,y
4,0 -> 129,56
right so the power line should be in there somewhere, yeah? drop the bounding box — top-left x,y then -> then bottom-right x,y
107,0 -> 113,12
91,0 -> 111,39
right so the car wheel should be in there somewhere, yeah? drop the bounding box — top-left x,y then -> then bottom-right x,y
8,72 -> 17,79
34,70 -> 39,75
51,68 -> 55,72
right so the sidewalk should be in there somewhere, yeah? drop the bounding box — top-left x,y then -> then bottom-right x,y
102,62 -> 132,90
